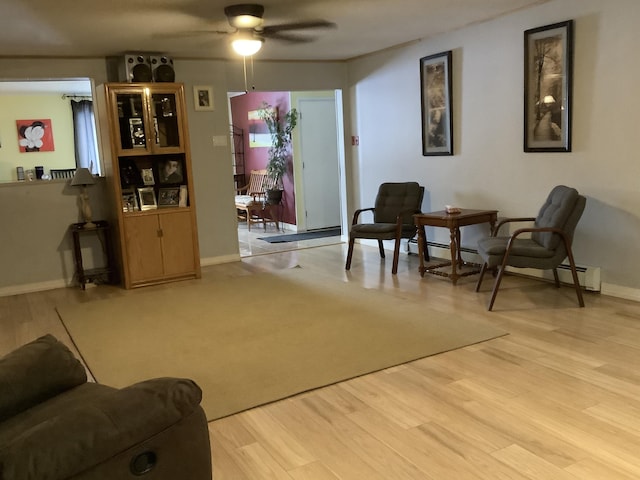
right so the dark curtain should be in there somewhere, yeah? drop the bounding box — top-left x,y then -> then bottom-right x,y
71,100 -> 100,174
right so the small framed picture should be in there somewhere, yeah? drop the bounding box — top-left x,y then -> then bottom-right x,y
121,188 -> 139,212
137,187 -> 157,210
193,85 -> 214,111
157,158 -> 184,184
179,184 -> 188,207
158,187 -> 180,208
141,168 -> 155,185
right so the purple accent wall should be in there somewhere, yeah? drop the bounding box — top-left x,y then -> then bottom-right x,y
230,92 -> 296,226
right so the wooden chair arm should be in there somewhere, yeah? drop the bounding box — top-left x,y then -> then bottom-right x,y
493,217 -> 536,236
352,207 -> 375,225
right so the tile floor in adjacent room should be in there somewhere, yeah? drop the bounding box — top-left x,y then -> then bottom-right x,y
237,220 -> 344,257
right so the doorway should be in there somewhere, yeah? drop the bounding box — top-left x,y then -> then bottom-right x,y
230,90 -> 345,257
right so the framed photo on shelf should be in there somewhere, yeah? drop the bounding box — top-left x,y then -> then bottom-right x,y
193,85 -> 214,111
158,187 -> 180,208
157,158 -> 184,184
524,20 -> 574,152
137,187 -> 157,210
121,188 -> 139,212
420,50 -> 453,156
141,168 -> 155,185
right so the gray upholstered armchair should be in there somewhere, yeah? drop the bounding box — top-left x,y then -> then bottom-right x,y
0,334 -> 212,480
345,182 -> 428,274
475,185 -> 586,311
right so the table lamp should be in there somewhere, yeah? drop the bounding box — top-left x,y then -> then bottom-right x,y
71,168 -> 96,229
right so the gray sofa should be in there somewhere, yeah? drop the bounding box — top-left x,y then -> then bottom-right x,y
0,334 -> 212,479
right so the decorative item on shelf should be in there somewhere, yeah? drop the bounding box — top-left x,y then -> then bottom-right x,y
158,187 -> 180,208
121,188 -> 139,212
141,168 -> 155,185
137,187 -> 157,210
257,101 -> 298,202
179,184 -> 188,207
71,168 -> 96,229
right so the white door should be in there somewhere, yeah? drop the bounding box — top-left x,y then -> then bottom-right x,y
298,98 -> 341,230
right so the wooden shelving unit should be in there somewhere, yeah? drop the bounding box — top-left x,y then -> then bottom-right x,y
99,82 -> 201,289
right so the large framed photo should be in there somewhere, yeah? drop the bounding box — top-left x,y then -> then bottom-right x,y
193,85 -> 214,111
137,187 -> 157,211
420,50 -> 453,156
158,187 -> 180,208
157,157 -> 184,184
524,20 -> 574,152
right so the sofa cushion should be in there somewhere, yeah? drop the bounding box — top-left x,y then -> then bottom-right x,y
0,378 -> 203,480
0,334 -> 87,423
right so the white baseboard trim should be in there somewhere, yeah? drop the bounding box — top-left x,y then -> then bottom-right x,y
200,254 -> 241,267
0,279 -> 71,298
601,283 -> 640,303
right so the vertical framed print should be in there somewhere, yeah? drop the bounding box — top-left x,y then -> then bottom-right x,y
420,50 -> 453,156
524,20 -> 574,152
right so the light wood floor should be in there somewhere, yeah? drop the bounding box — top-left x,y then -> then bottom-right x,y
2,243 -> 640,479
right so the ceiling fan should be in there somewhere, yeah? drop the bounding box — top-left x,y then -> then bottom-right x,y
215,3 -> 336,56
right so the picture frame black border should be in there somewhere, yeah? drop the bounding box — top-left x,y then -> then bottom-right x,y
420,50 -> 453,156
524,19 -> 574,153
158,186 -> 181,208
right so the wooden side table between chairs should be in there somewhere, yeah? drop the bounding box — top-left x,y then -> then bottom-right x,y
70,221 -> 114,289
414,209 -> 498,285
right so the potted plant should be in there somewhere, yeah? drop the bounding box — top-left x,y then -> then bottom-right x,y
257,101 -> 298,203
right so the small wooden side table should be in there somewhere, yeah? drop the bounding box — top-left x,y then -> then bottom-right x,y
70,221 -> 114,290
414,209 -> 498,285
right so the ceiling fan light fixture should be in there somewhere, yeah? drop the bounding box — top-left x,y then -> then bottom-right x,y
231,35 -> 264,56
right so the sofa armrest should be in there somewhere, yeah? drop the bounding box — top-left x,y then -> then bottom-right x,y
0,334 -> 87,423
0,377 -> 204,480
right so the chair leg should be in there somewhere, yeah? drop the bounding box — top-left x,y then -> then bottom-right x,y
552,268 -> 560,288
345,237 -> 355,270
487,266 -> 506,311
475,262 -> 488,292
563,242 -> 585,308
378,240 -> 385,258
392,237 -> 401,274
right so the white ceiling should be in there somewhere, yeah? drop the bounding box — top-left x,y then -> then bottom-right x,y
0,0 -> 550,61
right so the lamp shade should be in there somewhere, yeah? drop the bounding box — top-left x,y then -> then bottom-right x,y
231,34 -> 264,56
71,168 -> 95,186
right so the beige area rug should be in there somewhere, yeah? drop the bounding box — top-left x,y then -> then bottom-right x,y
57,268 -> 506,421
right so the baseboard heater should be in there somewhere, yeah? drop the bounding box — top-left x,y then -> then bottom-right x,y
408,238 -> 601,292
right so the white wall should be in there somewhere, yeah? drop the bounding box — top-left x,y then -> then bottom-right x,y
346,0 -> 640,299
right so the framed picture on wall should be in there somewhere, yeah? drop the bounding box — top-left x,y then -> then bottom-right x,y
193,85 -> 214,111
524,20 -> 574,152
420,51 -> 453,156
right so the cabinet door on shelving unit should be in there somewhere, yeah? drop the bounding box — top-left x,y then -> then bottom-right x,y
123,215 -> 164,285
112,90 -> 149,155
150,91 -> 183,152
160,211 -> 196,277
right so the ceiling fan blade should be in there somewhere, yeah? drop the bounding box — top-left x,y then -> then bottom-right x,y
153,29 -> 231,39
261,31 -> 317,43
261,20 -> 336,34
